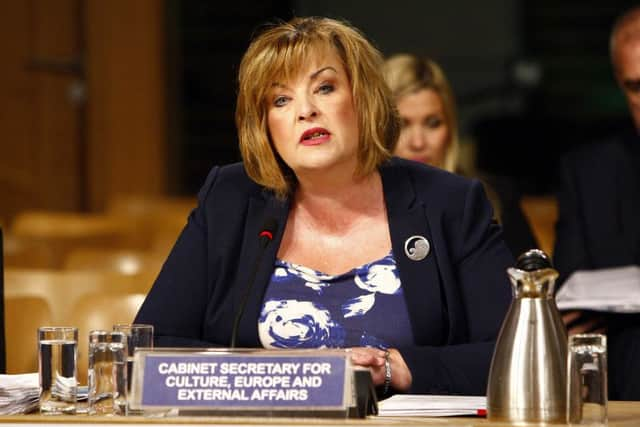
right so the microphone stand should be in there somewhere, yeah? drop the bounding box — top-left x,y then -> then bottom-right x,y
229,219 -> 277,348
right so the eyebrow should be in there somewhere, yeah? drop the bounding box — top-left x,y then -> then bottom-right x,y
310,66 -> 337,80
271,66 -> 338,90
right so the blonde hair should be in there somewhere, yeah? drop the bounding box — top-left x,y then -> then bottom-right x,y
236,17 -> 399,198
383,53 -> 459,173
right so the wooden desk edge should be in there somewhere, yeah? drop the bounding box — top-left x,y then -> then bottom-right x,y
0,401 -> 637,426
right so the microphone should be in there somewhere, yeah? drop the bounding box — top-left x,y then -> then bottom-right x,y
229,218 -> 278,348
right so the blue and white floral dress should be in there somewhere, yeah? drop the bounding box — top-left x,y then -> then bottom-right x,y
258,251 -> 414,349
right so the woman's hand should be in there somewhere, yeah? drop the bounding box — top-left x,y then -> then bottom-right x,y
348,347 -> 412,392
562,310 -> 607,335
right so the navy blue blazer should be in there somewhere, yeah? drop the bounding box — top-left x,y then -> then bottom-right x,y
136,158 -> 513,395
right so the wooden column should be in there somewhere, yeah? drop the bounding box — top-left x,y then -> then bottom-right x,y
85,0 -> 167,211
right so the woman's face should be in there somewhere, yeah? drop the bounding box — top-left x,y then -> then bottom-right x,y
393,88 -> 450,168
266,48 -> 359,179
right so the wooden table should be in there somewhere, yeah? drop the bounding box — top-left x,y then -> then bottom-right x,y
0,401 -> 638,426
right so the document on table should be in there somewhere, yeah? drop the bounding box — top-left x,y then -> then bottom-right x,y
0,373 -> 40,414
556,265 -> 640,313
0,373 -> 89,414
377,394 -> 486,417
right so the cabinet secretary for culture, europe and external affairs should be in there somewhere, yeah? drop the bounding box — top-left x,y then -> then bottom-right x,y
135,16 -> 513,396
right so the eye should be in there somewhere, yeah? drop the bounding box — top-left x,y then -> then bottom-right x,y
425,116 -> 443,129
316,83 -> 335,94
273,95 -> 289,107
624,79 -> 640,93
400,118 -> 410,129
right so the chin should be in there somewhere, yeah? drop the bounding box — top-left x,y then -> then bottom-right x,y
297,156 -> 355,175
296,160 -> 337,172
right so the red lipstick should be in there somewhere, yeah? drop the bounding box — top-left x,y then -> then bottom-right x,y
299,127 -> 331,146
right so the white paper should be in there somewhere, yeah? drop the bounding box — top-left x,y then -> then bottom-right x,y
0,373 -> 39,415
555,265 -> 640,313
0,373 -> 89,414
377,394 -> 486,417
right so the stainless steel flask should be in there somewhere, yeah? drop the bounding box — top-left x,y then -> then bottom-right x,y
487,249 -> 568,423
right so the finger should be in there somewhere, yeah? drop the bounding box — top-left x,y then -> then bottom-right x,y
567,316 -> 607,335
562,311 -> 582,325
350,347 -> 386,362
349,347 -> 385,367
350,353 -> 380,366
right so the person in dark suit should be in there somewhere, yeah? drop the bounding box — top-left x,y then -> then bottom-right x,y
554,6 -> 640,399
135,17 -> 513,396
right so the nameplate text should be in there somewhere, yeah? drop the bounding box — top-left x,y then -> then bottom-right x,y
131,349 -> 349,411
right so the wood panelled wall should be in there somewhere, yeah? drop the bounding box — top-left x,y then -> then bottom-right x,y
0,0 -> 166,220
0,0 -> 83,219
85,0 -> 166,211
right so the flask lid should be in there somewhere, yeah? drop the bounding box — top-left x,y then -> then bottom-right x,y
516,249 -> 552,271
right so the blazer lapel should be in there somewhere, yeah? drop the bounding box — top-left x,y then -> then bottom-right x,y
381,163 -> 447,345
232,191 -> 289,347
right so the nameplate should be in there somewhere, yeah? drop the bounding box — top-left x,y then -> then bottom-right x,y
129,348 -> 350,413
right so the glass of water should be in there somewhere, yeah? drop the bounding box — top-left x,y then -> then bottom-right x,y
38,326 -> 78,414
112,324 -> 153,391
567,333 -> 608,425
88,330 -> 127,415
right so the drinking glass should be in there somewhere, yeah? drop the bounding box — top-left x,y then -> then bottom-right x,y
112,324 -> 153,391
38,326 -> 78,414
88,330 -> 127,415
567,333 -> 608,425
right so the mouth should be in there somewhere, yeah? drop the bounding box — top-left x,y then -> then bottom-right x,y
410,156 -> 430,164
300,127 -> 331,145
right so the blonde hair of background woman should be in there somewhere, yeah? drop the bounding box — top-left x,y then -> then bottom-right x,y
383,53 -> 459,173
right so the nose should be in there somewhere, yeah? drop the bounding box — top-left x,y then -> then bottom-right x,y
408,127 -> 427,150
297,96 -> 318,121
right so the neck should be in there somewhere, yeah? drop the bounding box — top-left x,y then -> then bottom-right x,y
294,154 -> 358,192
293,171 -> 384,230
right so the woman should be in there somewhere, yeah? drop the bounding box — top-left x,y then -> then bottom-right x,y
136,17 -> 513,396
383,54 -> 460,173
384,53 -> 537,257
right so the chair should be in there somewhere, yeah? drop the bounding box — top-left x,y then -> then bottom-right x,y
4,233 -> 45,269
106,194 -> 195,253
4,268 -> 155,381
64,248 -> 164,277
69,292 -> 147,384
148,213 -> 189,257
9,211 -> 134,268
107,194 -> 195,220
520,195 -> 559,257
5,295 -> 53,374
4,268 -> 155,325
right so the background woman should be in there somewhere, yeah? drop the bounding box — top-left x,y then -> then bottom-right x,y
384,53 -> 537,257
136,17 -> 513,396
383,54 -> 459,173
